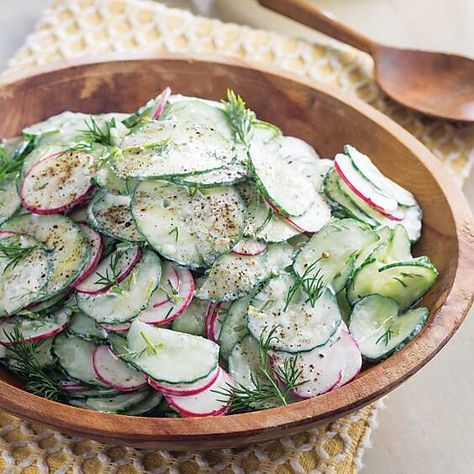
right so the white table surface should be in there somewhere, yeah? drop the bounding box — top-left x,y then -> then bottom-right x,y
0,1 -> 473,473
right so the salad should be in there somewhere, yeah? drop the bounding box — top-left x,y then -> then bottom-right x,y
0,88 -> 438,417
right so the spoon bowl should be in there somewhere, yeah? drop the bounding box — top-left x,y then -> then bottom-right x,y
259,0 -> 474,122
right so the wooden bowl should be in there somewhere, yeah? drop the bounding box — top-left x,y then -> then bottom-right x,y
0,54 -> 473,450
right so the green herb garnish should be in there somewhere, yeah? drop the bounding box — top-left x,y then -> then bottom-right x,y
376,326 -> 395,346
0,236 -> 36,274
120,330 -> 164,361
223,89 -> 256,145
79,117 -> 117,146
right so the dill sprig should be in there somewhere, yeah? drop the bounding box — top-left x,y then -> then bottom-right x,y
79,117 -> 117,146
214,326 -> 305,412
284,260 -> 325,311
376,326 -> 395,346
94,244 -> 134,294
0,323 -> 64,401
120,330 -> 164,362
0,236 -> 37,274
223,90 -> 256,145
0,146 -> 24,187
168,226 -> 179,242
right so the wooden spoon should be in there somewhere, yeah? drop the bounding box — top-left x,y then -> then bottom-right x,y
258,0 -> 474,122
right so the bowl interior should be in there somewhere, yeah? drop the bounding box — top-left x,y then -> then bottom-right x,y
0,55 -> 471,449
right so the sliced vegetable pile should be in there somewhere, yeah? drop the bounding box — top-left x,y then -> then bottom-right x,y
0,88 -> 438,417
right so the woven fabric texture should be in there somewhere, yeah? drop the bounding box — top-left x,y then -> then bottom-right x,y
0,0 -> 470,472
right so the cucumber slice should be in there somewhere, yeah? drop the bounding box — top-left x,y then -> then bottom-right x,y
386,225 -> 412,261
171,298 -> 207,336
248,275 -> 342,353
228,334 -> 261,390
0,234 -> 51,316
324,169 -> 378,226
132,180 -> 246,268
88,191 -> 144,243
113,122 -> 235,179
160,99 -> 232,139
293,218 -> 379,293
4,336 -> 56,369
349,295 -> 429,361
0,179 -> 20,225
240,184 -> 299,243
93,165 -> 128,195
76,250 -> 161,324
70,389 -> 150,413
344,145 -> 417,207
68,312 -> 107,342
0,308 -> 71,345
249,140 -> 316,217
347,257 -> 438,311
64,386 -> 121,398
124,390 -> 163,416
197,252 -> 268,302
53,332 -> 106,387
218,297 -> 250,360
126,320 -> 219,384
1,213 -> 89,298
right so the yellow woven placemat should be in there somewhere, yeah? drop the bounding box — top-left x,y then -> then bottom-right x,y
0,0 -> 471,472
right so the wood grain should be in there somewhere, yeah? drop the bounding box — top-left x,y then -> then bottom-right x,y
0,54 -> 472,450
258,0 -> 474,122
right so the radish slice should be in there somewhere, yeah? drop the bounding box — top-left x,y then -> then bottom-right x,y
0,308 -> 71,345
20,150 -> 95,215
147,261 -> 181,308
148,366 -> 219,396
138,265 -> 194,325
0,231 -> 16,239
93,345 -> 147,391
334,154 -> 400,219
152,87 -> 172,119
270,332 -> 348,398
72,224 -> 103,289
232,239 -> 267,256
266,195 -> 331,233
205,302 -> 228,342
98,322 -> 131,333
336,331 -> 362,387
165,368 -> 234,417
59,380 -> 88,392
75,246 -> 141,295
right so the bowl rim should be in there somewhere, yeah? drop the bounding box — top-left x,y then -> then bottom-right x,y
0,52 -> 473,443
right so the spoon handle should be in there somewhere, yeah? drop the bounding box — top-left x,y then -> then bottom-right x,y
257,0 -> 376,55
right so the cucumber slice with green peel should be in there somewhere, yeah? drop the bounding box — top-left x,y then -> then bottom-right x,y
249,140 -> 316,217
336,289 -> 352,325
349,295 -> 429,361
125,320 -> 219,384
0,179 -> 20,225
93,165 -> 128,195
171,298 -> 207,336
293,218 -> 379,293
0,234 -> 51,316
197,252 -> 268,302
113,121 -> 235,179
132,180 -> 246,268
69,389 -> 150,413
1,213 -> 89,298
0,308 -> 70,345
344,145 -> 417,207
88,191 -> 144,243
76,250 -> 161,324
240,184 -> 299,243
160,99 -> 233,139
53,332 -> 107,387
278,136 -> 319,162
266,242 -> 295,273
385,225 -> 412,262
68,312 -> 107,342
218,297 -> 250,360
124,390 -> 163,416
324,168 -> 378,226
248,275 -> 342,353
347,257 -> 438,311
228,334 -> 262,390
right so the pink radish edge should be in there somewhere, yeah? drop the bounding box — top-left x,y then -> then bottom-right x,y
72,224 -> 104,289
20,152 -> 94,215
98,322 -> 131,333
147,368 -> 220,396
152,87 -> 172,119
92,346 -> 147,392
59,381 -> 88,392
205,303 -> 222,341
75,246 -> 142,295
0,318 -> 68,346
334,160 -> 402,221
231,240 -> 267,256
